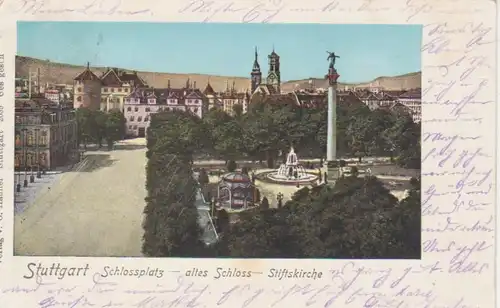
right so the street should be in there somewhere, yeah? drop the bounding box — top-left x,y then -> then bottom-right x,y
14,139 -> 147,257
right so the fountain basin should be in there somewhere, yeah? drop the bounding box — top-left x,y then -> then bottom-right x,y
256,170 -> 318,186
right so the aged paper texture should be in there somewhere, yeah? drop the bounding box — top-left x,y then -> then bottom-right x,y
0,0 -> 496,307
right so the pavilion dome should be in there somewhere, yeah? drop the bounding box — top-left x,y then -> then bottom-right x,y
222,172 -> 251,183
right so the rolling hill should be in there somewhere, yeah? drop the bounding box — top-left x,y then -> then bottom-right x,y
16,56 -> 421,92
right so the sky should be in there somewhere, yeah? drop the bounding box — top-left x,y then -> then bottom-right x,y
17,22 -> 421,83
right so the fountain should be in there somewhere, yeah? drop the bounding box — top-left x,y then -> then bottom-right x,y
265,147 -> 318,184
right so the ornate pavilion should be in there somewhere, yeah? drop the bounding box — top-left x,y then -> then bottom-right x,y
217,172 -> 255,211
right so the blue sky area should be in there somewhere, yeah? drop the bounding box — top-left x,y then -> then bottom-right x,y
17,22 -> 421,83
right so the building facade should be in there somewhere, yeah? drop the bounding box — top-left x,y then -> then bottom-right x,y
202,81 -> 223,111
220,80 -> 250,115
251,47 -> 282,95
352,88 -> 421,122
99,68 -> 147,112
73,65 -> 147,113
123,83 -> 208,137
15,99 -> 78,170
397,89 -> 422,122
73,63 -> 102,110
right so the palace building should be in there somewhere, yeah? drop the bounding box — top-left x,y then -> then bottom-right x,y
123,79 -> 208,137
15,98 -> 78,170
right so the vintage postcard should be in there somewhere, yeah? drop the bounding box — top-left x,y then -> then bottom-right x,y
0,0 -> 496,307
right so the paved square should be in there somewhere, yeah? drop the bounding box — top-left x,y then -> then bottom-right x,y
14,139 -> 147,257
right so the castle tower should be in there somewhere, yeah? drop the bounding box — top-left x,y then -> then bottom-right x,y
73,62 -> 102,110
250,47 -> 262,93
267,46 -> 281,93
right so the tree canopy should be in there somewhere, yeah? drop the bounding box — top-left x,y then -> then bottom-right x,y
218,175 -> 420,259
141,99 -> 421,259
198,95 -> 420,169
75,107 -> 126,149
142,110 -> 206,257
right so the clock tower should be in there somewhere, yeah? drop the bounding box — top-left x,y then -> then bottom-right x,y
267,47 -> 281,93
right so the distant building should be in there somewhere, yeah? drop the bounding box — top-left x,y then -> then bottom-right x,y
354,90 -> 397,110
44,89 -> 63,104
73,63 -> 102,110
251,47 -> 281,95
123,82 -> 208,137
220,80 -> 250,115
99,67 -> 147,112
397,89 -> 421,122
350,89 -> 421,122
15,99 -> 78,170
202,81 -> 223,111
72,65 -> 147,112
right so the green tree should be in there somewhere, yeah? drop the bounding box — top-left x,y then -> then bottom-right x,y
198,168 -> 209,187
346,114 -> 372,161
224,209 -> 303,258
142,151 -> 205,257
390,177 -> 421,258
383,114 -> 421,169
105,110 -> 126,150
75,107 -> 96,149
147,110 -> 206,161
350,166 -> 359,177
202,109 -> 232,155
254,188 -> 261,203
213,119 -> 244,161
260,196 -> 269,209
232,104 -> 243,118
294,176 -> 414,258
244,98 -> 298,167
241,167 -> 249,175
216,209 -> 230,234
93,110 -> 108,148
226,160 -> 237,172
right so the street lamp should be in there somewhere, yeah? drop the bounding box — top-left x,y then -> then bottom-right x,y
276,192 -> 283,209
211,196 -> 216,218
22,128 -> 28,187
16,150 -> 21,193
35,128 -> 41,178
29,130 -> 35,183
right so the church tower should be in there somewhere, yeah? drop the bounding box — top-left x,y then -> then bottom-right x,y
267,47 -> 281,93
250,47 -> 262,93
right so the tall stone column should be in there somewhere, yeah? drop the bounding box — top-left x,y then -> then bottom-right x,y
327,82 -> 337,161
325,52 -> 341,183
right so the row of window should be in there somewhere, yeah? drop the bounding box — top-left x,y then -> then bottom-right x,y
101,97 -> 121,103
76,87 -> 130,94
129,116 -> 149,122
126,106 -> 200,113
127,107 -> 152,112
124,99 -> 201,104
14,152 -> 48,167
103,87 -> 130,93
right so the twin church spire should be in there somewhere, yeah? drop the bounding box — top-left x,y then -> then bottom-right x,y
250,46 -> 280,94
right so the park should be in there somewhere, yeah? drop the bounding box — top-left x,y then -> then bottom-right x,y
143,56 -> 421,259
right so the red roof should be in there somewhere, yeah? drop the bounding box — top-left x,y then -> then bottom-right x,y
74,68 -> 100,81
203,82 -> 215,95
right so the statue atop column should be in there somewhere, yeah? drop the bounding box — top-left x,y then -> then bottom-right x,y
326,51 -> 339,69
325,51 -> 340,85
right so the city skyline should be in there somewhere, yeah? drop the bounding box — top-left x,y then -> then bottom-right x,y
18,22 -> 422,83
